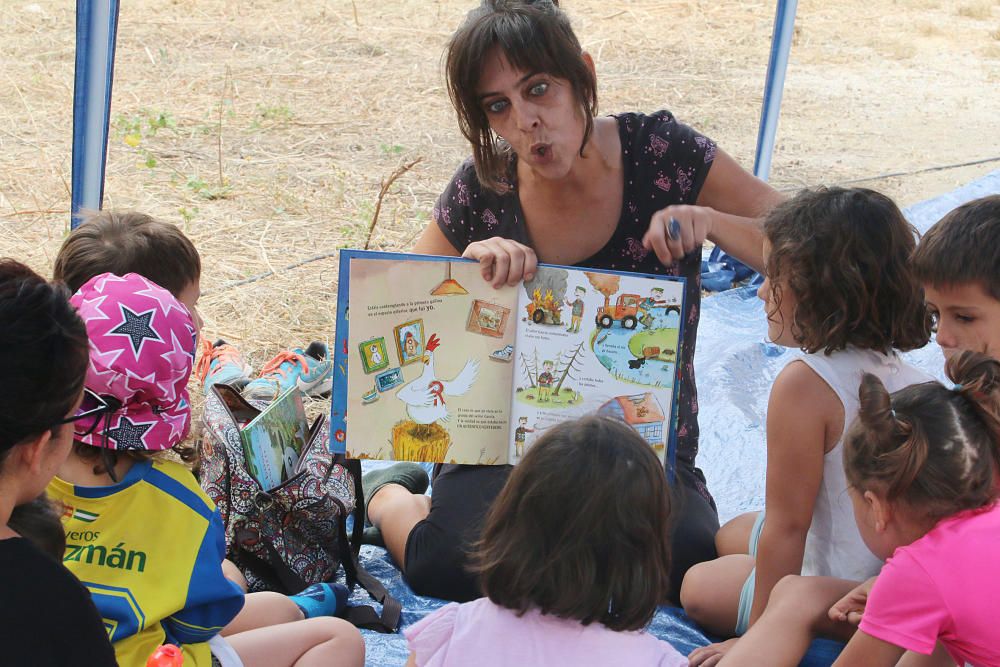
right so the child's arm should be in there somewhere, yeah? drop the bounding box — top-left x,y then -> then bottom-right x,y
748,360 -> 840,626
828,576 -> 877,626
164,509 -> 245,643
832,631 -> 906,667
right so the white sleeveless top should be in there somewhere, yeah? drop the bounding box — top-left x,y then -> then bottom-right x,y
796,347 -> 933,580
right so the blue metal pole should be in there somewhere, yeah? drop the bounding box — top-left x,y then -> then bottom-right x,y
70,0 -> 121,228
708,0 -> 798,283
753,0 -> 799,182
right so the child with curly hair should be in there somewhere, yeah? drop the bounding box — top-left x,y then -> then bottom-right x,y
682,187 -> 932,665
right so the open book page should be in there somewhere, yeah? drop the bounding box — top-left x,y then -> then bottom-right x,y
344,255 -> 518,464
240,387 -> 310,491
507,266 -> 685,465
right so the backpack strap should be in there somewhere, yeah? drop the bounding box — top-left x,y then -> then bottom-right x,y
336,509 -> 402,633
234,530 -> 308,593
337,456 -> 365,555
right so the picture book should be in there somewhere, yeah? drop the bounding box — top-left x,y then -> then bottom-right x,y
331,250 -> 687,467
240,387 -> 310,490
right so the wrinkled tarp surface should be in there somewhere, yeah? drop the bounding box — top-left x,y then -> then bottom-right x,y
350,170 -> 1000,666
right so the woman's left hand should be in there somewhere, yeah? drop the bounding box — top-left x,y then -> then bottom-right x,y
643,204 -> 716,267
688,638 -> 739,667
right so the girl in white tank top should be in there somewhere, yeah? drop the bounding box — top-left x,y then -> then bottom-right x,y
683,187 -> 933,665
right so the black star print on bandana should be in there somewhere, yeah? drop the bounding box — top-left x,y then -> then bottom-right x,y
105,416 -> 154,451
110,305 -> 162,355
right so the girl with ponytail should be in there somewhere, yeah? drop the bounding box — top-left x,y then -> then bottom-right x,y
830,350 -> 1000,666
720,350 -> 1000,666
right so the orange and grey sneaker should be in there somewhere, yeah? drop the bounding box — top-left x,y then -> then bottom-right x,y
195,339 -> 254,395
242,342 -> 333,402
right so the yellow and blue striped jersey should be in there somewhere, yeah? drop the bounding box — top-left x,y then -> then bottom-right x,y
49,458 -> 245,667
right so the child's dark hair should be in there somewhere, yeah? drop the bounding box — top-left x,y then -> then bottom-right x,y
0,259 -> 89,466
471,415 -> 673,631
845,350 -> 1000,520
764,186 -> 931,354
911,194 -> 1000,301
446,0 -> 597,192
53,210 -> 201,295
9,495 -> 67,561
70,443 -> 190,483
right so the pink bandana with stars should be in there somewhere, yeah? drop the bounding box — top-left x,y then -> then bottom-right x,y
70,273 -> 196,451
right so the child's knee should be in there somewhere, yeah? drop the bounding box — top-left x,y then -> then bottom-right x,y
769,574 -> 806,603
715,512 -> 757,555
222,559 -> 248,592
766,575 -> 829,625
315,617 -> 365,665
679,561 -> 713,617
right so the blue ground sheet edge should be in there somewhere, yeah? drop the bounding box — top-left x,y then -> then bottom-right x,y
351,169 -> 1000,666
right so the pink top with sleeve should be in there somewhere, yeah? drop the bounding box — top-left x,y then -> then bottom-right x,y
859,502 -> 1000,666
405,598 -> 688,667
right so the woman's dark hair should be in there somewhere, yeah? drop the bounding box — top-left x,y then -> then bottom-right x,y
9,495 -> 67,561
446,0 -> 598,192
763,186 -> 931,354
53,209 -> 201,296
0,259 -> 89,468
844,351 -> 1000,521
471,415 -> 673,631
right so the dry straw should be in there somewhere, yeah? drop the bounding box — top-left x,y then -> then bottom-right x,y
1,0 -> 998,426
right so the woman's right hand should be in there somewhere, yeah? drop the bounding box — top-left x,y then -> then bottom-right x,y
462,237 -> 537,288
828,576 -> 877,626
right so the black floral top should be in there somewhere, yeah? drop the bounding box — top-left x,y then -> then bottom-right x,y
434,110 -> 716,471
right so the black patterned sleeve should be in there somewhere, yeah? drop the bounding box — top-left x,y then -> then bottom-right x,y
634,110 -> 717,206
433,159 -> 480,254
434,158 -> 525,252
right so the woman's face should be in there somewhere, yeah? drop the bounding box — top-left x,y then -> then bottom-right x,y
16,393 -> 81,504
477,48 -> 587,181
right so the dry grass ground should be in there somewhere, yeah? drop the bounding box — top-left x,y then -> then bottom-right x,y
2,0 -> 999,409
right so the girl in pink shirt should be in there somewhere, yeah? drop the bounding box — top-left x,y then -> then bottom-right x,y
404,416 -> 688,667
720,350 -> 1000,667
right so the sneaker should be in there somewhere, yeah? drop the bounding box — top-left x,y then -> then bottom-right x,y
195,339 -> 253,394
242,342 -> 333,402
489,344 -> 514,362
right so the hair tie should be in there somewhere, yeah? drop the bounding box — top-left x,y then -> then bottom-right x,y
953,383 -> 964,392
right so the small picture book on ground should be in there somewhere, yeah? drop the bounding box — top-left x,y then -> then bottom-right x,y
240,387 -> 310,490
331,250 -> 687,468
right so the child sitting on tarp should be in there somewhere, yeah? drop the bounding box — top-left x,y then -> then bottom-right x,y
53,210 -> 334,403
405,416 -> 687,667
49,272 -> 363,667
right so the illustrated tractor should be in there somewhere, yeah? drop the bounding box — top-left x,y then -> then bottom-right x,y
596,293 -> 640,329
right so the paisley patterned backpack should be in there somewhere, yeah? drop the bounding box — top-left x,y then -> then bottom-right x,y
199,383 -> 400,632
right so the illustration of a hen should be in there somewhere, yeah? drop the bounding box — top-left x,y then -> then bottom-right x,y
396,333 -> 479,424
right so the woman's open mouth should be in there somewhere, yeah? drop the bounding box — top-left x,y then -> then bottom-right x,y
529,142 -> 553,163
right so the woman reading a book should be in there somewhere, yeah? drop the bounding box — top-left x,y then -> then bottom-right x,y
364,0 -> 784,603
